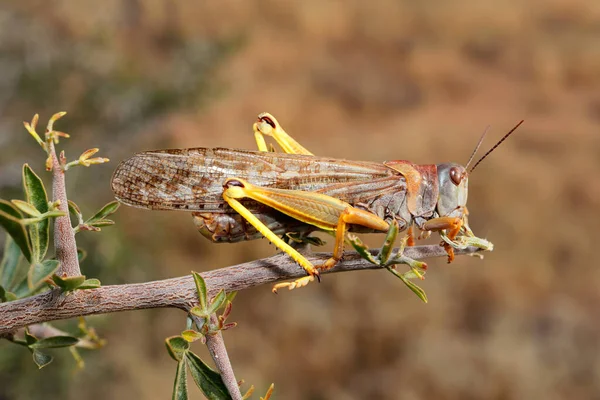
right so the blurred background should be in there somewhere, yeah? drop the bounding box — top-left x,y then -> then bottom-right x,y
1,0 -> 599,399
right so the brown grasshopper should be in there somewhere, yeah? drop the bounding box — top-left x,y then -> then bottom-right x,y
111,113 -> 522,296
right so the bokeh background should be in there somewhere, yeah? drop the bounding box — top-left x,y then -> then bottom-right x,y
1,0 -> 599,399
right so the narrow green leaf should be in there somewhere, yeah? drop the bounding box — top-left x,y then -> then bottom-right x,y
225,291 -> 237,304
192,272 -> 208,312
186,351 -> 231,400
52,274 -> 86,292
173,359 -> 189,400
208,289 -> 227,315
0,286 -> 17,302
189,311 -> 207,331
29,335 -> 79,349
403,279 -> 428,303
69,347 -> 85,369
0,200 -> 32,262
1,236 -> 23,288
165,336 -> 190,362
23,164 -> 50,263
285,232 -> 326,246
28,260 -> 60,291
85,201 -> 120,225
378,220 -> 399,264
25,330 -> 38,346
181,330 -> 203,343
11,200 -> 41,217
386,267 -> 428,303
32,350 -> 53,369
67,200 -> 82,218
349,235 -> 379,264
78,278 -> 101,290
77,248 -> 87,262
88,219 -> 115,228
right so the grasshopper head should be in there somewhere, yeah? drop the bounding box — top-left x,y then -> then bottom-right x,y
436,163 -> 468,218
435,120 -> 524,221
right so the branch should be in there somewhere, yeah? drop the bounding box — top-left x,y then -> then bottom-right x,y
0,244 -> 486,334
48,139 -> 80,277
194,315 -> 243,400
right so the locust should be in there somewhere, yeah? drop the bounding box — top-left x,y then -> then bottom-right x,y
111,113 -> 522,296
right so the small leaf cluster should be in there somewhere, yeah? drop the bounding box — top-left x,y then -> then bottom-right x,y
166,336 -> 232,400
349,220 -> 429,303
23,112 -> 108,171
70,200 -> 119,234
189,272 -> 238,339
166,272 -> 236,400
166,273 -> 273,400
8,318 -> 105,369
0,113 -> 113,367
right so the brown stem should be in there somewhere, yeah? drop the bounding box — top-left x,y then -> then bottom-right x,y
196,315 -> 242,400
0,245 -> 484,334
48,140 -> 80,277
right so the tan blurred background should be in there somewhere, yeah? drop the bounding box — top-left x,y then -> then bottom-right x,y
1,0 -> 600,399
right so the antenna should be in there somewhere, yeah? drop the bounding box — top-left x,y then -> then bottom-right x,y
469,120 -> 524,173
465,125 -> 490,171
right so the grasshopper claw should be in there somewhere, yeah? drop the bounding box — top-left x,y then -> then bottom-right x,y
272,275 -> 315,293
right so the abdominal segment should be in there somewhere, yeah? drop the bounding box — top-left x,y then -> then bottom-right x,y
192,210 -> 316,243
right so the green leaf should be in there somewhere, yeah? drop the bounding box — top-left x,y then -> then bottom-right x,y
190,306 -> 207,319
77,248 -> 87,262
348,235 -> 380,265
70,347 -> 85,369
32,349 -> 53,369
186,351 -> 231,400
88,220 -> 115,228
29,336 -> 79,349
1,236 -> 23,288
165,336 -> 190,362
173,359 -> 189,400
28,260 -> 60,291
85,201 -> 120,225
225,291 -> 237,304
78,278 -> 101,290
285,232 -> 326,246
192,272 -> 208,312
208,289 -> 227,314
378,220 -> 399,264
11,200 -> 41,217
25,330 -> 38,346
181,330 -> 203,343
52,274 -> 86,292
67,200 -> 82,219
0,200 -> 32,262
0,285 -> 17,302
23,164 -> 50,262
386,267 -> 428,303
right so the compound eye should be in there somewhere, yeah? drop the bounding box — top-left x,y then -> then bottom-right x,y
449,167 -> 463,186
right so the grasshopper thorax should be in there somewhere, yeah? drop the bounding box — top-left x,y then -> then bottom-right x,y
436,163 -> 468,219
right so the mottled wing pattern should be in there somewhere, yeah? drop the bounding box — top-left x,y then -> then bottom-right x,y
111,148 -> 397,212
